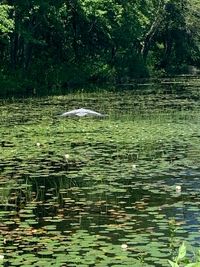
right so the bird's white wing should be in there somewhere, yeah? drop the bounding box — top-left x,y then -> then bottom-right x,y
60,110 -> 79,116
81,108 -> 103,116
60,108 -> 105,117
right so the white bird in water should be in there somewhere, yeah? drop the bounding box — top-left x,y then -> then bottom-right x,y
60,108 -> 106,117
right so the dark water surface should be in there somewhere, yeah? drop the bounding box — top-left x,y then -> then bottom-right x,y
0,77 -> 200,266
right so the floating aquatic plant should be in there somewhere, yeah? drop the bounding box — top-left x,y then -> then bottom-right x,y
0,79 -> 200,266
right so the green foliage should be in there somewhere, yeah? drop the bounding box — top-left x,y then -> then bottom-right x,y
185,0 -> 200,65
0,0 -> 200,95
1,82 -> 200,265
169,243 -> 200,267
0,4 -> 14,34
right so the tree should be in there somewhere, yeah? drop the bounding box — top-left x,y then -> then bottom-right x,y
185,0 -> 200,66
0,0 -> 200,95
141,0 -> 200,72
0,4 -> 14,34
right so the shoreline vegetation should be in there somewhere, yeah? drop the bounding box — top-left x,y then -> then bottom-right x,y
0,1 -> 200,97
1,74 -> 200,98
0,2 -> 200,265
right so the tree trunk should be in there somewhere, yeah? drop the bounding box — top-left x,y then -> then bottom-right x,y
24,43 -> 32,70
159,33 -> 173,68
141,1 -> 167,61
10,33 -> 18,69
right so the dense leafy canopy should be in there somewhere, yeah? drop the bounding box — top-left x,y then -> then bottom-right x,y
0,4 -> 14,33
0,0 -> 199,94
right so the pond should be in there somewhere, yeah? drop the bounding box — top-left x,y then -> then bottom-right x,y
0,76 -> 200,267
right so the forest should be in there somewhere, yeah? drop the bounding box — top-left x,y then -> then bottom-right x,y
1,2 -> 200,266
0,0 -> 200,95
